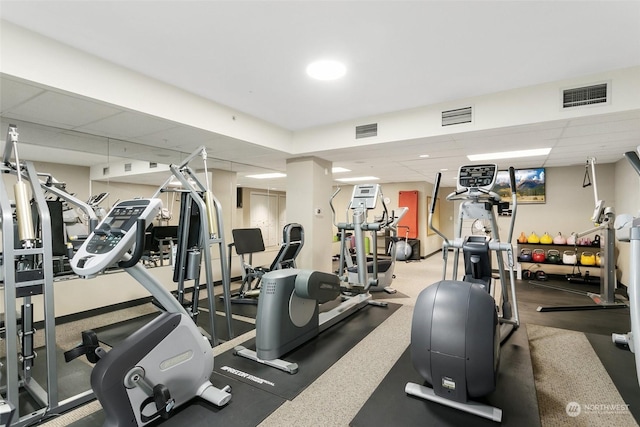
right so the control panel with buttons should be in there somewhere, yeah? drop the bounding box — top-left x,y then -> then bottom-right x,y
71,199 -> 162,276
457,164 -> 498,192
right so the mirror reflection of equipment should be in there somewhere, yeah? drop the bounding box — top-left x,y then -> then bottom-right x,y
0,125 -> 100,425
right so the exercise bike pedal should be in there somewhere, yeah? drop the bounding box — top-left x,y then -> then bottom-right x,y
139,383 -> 176,423
64,330 -> 103,364
154,384 -> 175,420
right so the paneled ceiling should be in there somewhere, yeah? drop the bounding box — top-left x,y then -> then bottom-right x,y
1,1 -> 640,190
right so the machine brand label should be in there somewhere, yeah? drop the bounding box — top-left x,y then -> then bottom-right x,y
160,350 -> 193,370
220,366 -> 275,387
442,377 -> 456,390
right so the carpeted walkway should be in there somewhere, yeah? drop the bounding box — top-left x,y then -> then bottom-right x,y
528,324 -> 637,426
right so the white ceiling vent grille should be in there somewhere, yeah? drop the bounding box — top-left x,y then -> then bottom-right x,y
356,123 -> 377,139
149,162 -> 157,168
124,163 -> 132,172
442,107 -> 472,126
563,83 -> 608,108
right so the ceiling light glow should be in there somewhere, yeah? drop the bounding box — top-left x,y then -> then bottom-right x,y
332,167 -> 351,173
246,172 -> 287,179
335,176 -> 379,182
306,60 -> 346,81
419,154 -> 430,158
467,148 -> 552,161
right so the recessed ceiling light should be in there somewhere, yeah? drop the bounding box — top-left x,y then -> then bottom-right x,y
306,60 -> 346,81
332,167 -> 351,173
246,172 -> 287,179
467,148 -> 552,161
419,154 -> 430,158
335,176 -> 379,182
440,168 -> 448,171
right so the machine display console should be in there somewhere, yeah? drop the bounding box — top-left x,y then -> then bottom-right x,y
351,184 -> 380,210
457,164 -> 498,191
71,199 -> 162,276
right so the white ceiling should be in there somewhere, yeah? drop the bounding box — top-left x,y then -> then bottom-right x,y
1,1 -> 640,190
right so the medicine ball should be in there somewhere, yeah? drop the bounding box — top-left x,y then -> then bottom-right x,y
396,240 -> 413,261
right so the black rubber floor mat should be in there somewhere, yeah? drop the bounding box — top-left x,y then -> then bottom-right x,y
351,324 -> 540,427
68,372 -> 286,427
215,302 -> 401,400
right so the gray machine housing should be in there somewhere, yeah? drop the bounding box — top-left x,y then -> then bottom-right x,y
234,268 -> 374,373
92,312 -> 218,427
411,280 -> 499,402
255,269 -> 341,360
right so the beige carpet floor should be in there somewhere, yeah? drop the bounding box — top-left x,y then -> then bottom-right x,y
528,324 -> 637,426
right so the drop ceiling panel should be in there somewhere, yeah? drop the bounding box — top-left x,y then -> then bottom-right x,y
5,91 -> 121,129
561,118 -> 640,138
134,124 -> 222,148
79,111 -> 179,139
0,78 -> 46,112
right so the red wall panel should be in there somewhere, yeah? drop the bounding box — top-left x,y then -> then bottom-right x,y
398,190 -> 419,239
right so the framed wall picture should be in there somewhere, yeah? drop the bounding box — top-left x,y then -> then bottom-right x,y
494,168 -> 546,204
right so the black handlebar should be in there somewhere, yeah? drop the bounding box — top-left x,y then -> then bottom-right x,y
624,151 -> 640,177
431,172 -> 442,214
118,219 -> 146,268
509,166 -> 516,193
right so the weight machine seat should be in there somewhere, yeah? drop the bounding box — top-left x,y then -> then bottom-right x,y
269,223 -> 304,270
231,224 -> 305,293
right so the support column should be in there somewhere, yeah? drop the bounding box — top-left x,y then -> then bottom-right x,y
286,157 -> 333,272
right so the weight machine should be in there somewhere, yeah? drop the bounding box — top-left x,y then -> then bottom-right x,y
153,146 -> 234,343
1,124 -> 96,426
536,157 -> 626,311
612,148 -> 640,387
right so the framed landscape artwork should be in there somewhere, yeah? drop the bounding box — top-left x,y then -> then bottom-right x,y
493,168 -> 546,204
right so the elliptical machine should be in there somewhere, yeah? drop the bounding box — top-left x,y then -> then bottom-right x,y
233,184 -> 388,374
65,198 -> 231,426
406,165 -> 519,422
334,184 -> 405,292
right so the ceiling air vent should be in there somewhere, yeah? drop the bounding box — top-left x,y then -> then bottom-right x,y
102,167 -> 109,176
149,162 -> 158,169
356,123 -> 377,139
563,83 -> 607,108
124,163 -> 132,172
442,107 -> 472,126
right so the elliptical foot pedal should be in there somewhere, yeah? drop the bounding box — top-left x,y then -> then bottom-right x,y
368,300 -> 388,307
